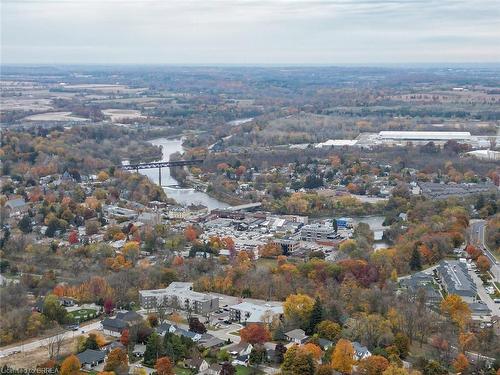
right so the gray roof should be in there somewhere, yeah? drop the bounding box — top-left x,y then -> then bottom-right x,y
438,260 -> 476,298
102,317 -> 128,330
156,322 -> 174,335
6,198 -> 27,209
115,310 -> 142,322
352,341 -> 371,356
77,349 -> 106,364
285,328 -> 307,340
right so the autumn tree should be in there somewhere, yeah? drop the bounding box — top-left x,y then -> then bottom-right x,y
316,320 -> 342,341
104,348 -> 129,375
302,343 -> 322,361
120,328 -> 129,347
382,364 -> 409,375
60,355 -> 81,375
259,242 -> 282,258
284,293 -> 315,326
188,317 -> 207,334
331,339 -> 355,374
240,323 -> 271,344
476,255 -> 491,272
281,345 -> 315,375
440,294 -> 471,330
155,357 -> 174,375
184,225 -> 198,242
357,355 -> 390,375
452,353 -> 469,373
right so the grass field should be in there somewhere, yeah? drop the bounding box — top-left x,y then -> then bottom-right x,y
68,308 -> 98,322
174,366 -> 194,375
235,365 -> 263,375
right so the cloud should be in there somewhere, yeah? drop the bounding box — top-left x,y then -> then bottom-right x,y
1,0 -> 499,63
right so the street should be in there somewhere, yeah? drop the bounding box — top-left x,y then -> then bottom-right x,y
0,321 -> 101,358
469,220 -> 499,282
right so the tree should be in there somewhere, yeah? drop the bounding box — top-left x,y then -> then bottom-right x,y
453,353 -> 469,373
358,355 -> 390,375
249,345 -> 267,366
220,362 -> 236,375
307,297 -> 323,334
148,314 -> 159,328
97,171 -> 109,182
104,348 -> 129,375
240,323 -> 271,344
155,357 -> 174,375
331,339 -> 355,374
188,317 -> 207,334
440,294 -> 471,330
120,328 -> 129,347
259,242 -> 282,258
393,333 -> 410,359
184,225 -> 197,242
316,320 -> 342,341
382,364 -> 409,375
18,215 -> 32,233
284,294 -> 315,325
302,343 -> 322,361
409,248 -> 422,271
68,230 -> 79,244
275,342 -> 287,364
476,255 -> 491,272
104,298 -> 114,315
60,355 -> 81,375
144,332 -> 163,365
316,364 -> 335,375
84,333 -> 100,350
43,294 -> 67,324
281,345 -> 315,375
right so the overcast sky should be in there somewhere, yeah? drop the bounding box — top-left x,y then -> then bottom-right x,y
2,0 -> 500,64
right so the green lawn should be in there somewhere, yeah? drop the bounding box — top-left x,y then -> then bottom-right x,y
235,366 -> 263,375
68,308 -> 98,322
174,366 -> 194,375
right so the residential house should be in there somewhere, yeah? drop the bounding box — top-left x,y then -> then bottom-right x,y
115,310 -> 143,325
352,342 -> 372,361
101,318 -> 128,337
156,322 -> 176,336
77,349 -> 106,370
185,358 -> 210,373
132,344 -> 146,357
285,329 -> 308,344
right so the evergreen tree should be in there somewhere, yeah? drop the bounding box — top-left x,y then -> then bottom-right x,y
332,218 -> 338,233
144,332 -> 163,366
307,297 -> 323,335
409,248 -> 422,270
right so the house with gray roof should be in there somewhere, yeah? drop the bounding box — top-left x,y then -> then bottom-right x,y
285,328 -> 308,344
437,260 -> 477,303
352,341 -> 371,360
76,349 -> 106,370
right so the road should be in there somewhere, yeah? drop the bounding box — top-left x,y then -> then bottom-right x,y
469,220 -> 499,282
0,321 -> 101,359
468,267 -> 500,317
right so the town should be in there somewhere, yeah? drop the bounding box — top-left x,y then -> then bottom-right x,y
1,63 -> 500,375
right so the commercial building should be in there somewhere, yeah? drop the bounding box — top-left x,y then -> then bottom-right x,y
418,182 -> 497,200
378,131 -> 472,142
437,260 -> 477,303
300,223 -> 336,241
139,282 -> 219,315
229,301 -> 283,324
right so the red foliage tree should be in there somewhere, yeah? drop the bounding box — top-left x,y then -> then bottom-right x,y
240,323 -> 271,344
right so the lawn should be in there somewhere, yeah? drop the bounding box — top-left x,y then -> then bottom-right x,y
68,308 -> 98,323
235,365 -> 263,375
174,366 -> 194,375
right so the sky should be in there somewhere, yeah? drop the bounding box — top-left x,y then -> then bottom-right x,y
1,0 -> 500,65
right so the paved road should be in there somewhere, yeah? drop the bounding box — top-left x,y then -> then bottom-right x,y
470,220 -> 499,282
468,267 -> 500,317
0,321 -> 101,358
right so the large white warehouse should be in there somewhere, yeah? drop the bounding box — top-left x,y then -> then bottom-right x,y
378,131 -> 472,141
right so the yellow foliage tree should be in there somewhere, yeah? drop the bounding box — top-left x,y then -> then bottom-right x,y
331,339 -> 355,374
440,294 -> 471,330
283,294 -> 315,323
60,355 -> 81,375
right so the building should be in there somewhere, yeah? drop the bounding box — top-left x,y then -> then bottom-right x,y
139,282 -> 219,315
437,260 -> 477,303
166,207 -> 189,220
229,301 -> 283,324
336,217 -> 353,229
352,341 -> 372,360
418,182 -> 497,200
300,223 -> 336,241
378,131 -> 472,142
273,238 -> 299,255
5,198 -> 29,217
101,317 -> 128,337
76,349 -> 106,370
284,328 -> 308,344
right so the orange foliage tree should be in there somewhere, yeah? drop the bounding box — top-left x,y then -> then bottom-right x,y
240,323 -> 271,344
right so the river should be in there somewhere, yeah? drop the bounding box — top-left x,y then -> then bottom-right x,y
140,138 -> 229,210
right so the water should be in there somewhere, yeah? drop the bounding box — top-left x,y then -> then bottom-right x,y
140,138 -> 229,210
351,215 -> 390,250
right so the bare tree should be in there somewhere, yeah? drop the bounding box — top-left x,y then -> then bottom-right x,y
46,333 -> 65,359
